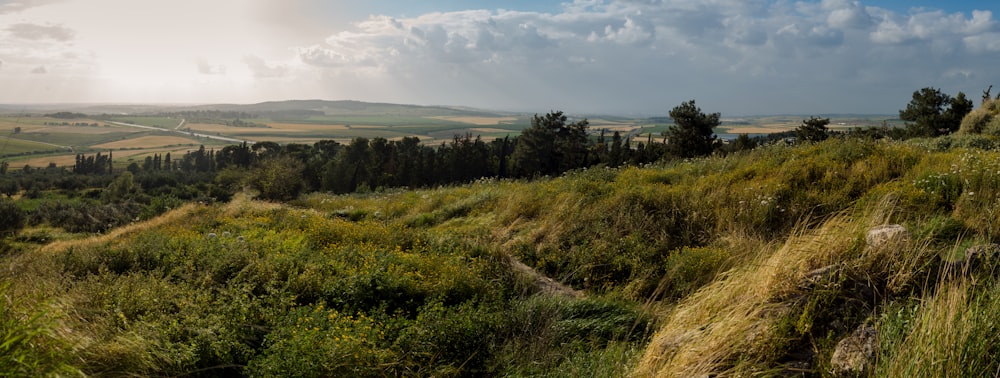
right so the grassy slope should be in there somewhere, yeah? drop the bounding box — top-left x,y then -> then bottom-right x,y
6,135 -> 1000,375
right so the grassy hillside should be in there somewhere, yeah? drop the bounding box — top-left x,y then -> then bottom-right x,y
5,135 -> 1000,375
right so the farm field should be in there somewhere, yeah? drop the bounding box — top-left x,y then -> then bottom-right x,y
0,137 -> 66,156
0,114 -> 230,168
94,135 -> 204,150
1,101 -> 898,170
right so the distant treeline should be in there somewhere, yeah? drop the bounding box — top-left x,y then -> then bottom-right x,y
44,112 -> 88,119
4,90 -> 958,202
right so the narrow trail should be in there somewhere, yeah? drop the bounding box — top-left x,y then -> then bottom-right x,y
506,255 -> 584,299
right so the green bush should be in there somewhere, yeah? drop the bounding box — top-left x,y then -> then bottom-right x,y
0,285 -> 81,377
0,197 -> 25,237
656,246 -> 731,300
249,304 -> 396,378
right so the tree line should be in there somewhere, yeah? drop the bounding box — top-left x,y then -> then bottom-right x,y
3,89 -> 984,202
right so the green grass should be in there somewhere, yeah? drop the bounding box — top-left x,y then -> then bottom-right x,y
0,137 -> 63,156
9,135 -> 1000,375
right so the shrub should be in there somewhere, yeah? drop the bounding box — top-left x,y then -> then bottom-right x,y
247,156 -> 306,202
0,285 -> 81,377
656,246 -> 731,300
0,197 -> 25,237
249,305 -> 396,378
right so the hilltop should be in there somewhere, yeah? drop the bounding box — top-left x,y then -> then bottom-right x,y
5,133 -> 1000,375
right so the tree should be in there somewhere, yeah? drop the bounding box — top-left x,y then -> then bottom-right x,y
728,133 -> 757,153
796,116 -> 830,142
609,131 -> 624,167
510,111 -> 589,177
664,100 -> 720,158
900,87 -> 972,137
947,92 -> 974,130
103,171 -> 139,202
0,197 -> 25,237
247,155 -> 306,201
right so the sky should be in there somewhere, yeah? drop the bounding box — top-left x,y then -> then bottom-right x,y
1,0 -> 998,116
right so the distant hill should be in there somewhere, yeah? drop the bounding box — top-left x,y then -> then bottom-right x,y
176,100 -> 512,118
0,100 -> 516,118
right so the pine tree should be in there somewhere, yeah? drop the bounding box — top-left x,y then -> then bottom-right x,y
664,100 -> 720,159
796,117 -> 830,142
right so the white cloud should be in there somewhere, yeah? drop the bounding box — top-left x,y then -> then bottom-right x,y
1,0 -> 998,115
824,0 -> 874,30
6,22 -> 73,40
243,55 -> 289,78
0,0 -> 62,14
197,58 -> 226,75
601,16 -> 655,45
31,65 -> 46,74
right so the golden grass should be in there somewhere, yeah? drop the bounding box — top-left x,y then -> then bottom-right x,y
13,155 -> 77,168
266,122 -> 350,131
469,128 -> 511,133
633,195 -> 921,377
634,219 -> 855,376
94,136 -> 200,149
14,146 -> 198,168
37,203 -> 200,255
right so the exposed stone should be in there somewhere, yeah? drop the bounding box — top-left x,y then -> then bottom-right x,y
783,361 -> 811,375
830,323 -> 877,377
799,264 -> 840,290
964,243 -> 1000,264
865,224 -> 909,248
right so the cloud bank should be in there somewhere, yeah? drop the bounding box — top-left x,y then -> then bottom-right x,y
0,0 -> 998,115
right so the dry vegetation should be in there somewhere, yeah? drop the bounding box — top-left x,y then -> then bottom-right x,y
425,116 -> 518,125
9,101 -> 1000,376
94,135 -> 201,149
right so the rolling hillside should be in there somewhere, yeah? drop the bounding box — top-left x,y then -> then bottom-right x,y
4,135 -> 1000,376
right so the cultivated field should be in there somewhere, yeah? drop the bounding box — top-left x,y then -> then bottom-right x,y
0,102 -> 898,170
94,135 -> 203,149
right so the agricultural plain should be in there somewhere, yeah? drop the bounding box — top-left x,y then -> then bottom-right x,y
0,100 -> 896,170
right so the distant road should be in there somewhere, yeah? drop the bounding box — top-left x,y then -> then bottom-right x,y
109,121 -> 248,144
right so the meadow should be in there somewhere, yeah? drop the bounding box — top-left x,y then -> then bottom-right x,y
6,130 -> 1000,375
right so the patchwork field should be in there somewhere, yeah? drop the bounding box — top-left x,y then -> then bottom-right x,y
94,135 -> 202,149
426,115 -> 519,125
17,146 -> 202,169
0,137 -> 66,155
0,102 -> 899,170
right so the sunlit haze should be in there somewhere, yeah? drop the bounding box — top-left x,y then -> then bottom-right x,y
1,0 -> 998,115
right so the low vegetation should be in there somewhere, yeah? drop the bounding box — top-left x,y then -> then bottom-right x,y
1,94 -> 1000,376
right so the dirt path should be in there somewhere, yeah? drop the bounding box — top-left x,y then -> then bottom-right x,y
506,255 -> 584,299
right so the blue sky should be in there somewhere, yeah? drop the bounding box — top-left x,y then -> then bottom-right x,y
865,0 -> 997,14
2,0 -> 1000,115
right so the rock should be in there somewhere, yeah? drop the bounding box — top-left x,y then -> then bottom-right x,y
964,243 -> 1000,264
866,225 -> 909,248
783,361 -> 811,375
830,323 -> 877,377
799,264 -> 840,289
